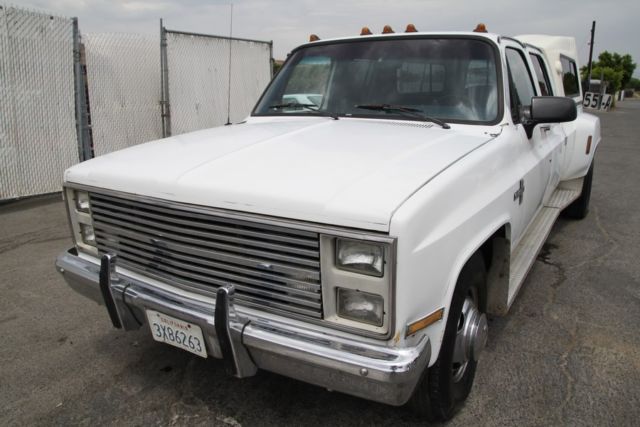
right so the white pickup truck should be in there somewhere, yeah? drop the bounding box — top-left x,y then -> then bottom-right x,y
56,27 -> 600,420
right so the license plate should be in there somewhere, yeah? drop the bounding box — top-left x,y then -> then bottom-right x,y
146,310 -> 207,358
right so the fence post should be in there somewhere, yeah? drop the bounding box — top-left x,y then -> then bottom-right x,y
160,19 -> 171,137
72,17 -> 91,160
269,40 -> 274,78
598,70 -> 605,110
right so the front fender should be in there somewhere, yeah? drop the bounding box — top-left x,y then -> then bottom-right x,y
390,134 -> 517,366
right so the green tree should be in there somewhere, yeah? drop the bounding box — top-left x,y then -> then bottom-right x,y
273,60 -> 284,75
597,52 -> 635,88
588,65 -> 623,92
628,77 -> 640,91
582,51 -> 636,90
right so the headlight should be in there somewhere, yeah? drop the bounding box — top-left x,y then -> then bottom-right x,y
320,235 -> 393,336
335,239 -> 384,277
80,223 -> 96,246
75,190 -> 91,213
336,288 -> 384,326
64,187 -> 98,255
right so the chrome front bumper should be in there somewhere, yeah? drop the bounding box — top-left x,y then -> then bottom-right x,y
55,248 -> 430,406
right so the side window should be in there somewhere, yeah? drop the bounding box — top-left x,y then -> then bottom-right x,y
529,53 -> 553,96
505,48 -> 536,122
560,56 -> 580,97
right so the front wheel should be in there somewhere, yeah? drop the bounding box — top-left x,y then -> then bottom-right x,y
408,253 -> 488,421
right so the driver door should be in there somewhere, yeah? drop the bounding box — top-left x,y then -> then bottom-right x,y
504,43 -> 561,240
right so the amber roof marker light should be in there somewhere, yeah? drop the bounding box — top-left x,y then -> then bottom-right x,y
405,24 -> 418,33
309,34 -> 320,42
360,26 -> 373,36
382,25 -> 394,34
473,23 -> 488,33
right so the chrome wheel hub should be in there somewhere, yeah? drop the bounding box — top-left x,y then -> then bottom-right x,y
452,297 -> 488,382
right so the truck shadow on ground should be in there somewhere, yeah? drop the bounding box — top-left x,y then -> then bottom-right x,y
73,304 -> 518,426
117,337 -> 424,425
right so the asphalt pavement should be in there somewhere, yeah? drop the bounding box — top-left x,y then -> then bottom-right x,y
1,101 -> 639,426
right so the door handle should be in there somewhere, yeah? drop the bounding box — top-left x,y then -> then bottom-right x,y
539,125 -> 551,132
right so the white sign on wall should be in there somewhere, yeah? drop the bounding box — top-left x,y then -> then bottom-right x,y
583,92 -> 612,111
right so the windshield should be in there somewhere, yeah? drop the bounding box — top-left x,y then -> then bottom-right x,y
254,37 -> 500,123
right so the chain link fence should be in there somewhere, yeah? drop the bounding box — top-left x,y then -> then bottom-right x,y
228,37 -> 273,124
83,33 -> 162,156
0,5 -> 80,200
0,5 -> 273,200
162,28 -> 272,135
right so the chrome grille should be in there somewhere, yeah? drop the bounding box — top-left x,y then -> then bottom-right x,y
89,192 -> 323,318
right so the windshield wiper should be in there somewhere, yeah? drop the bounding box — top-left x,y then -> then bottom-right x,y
354,104 -> 450,129
268,102 -> 319,111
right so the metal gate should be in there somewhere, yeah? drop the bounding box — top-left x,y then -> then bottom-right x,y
162,27 -> 272,136
0,5 -> 79,200
84,26 -> 272,155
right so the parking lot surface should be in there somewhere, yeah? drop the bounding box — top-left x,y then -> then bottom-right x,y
1,101 -> 639,426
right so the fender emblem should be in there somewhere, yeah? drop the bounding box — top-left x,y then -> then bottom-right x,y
514,179 -> 525,205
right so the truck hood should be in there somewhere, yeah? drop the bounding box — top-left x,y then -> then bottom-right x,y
65,117 -> 493,232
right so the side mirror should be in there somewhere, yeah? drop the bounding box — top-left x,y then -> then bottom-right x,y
522,96 -> 577,139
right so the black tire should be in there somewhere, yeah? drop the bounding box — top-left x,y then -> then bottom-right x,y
563,160 -> 594,220
408,253 -> 487,421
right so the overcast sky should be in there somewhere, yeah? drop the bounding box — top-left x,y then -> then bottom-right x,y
17,0 -> 640,77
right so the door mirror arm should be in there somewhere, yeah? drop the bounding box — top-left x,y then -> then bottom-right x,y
520,105 -> 536,139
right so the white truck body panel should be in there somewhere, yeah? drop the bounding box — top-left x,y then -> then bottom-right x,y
65,117 -> 493,232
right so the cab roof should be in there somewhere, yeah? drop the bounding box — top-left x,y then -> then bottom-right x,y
297,31 -> 502,50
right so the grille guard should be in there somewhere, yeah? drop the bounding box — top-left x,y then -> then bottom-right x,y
98,252 -> 257,378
